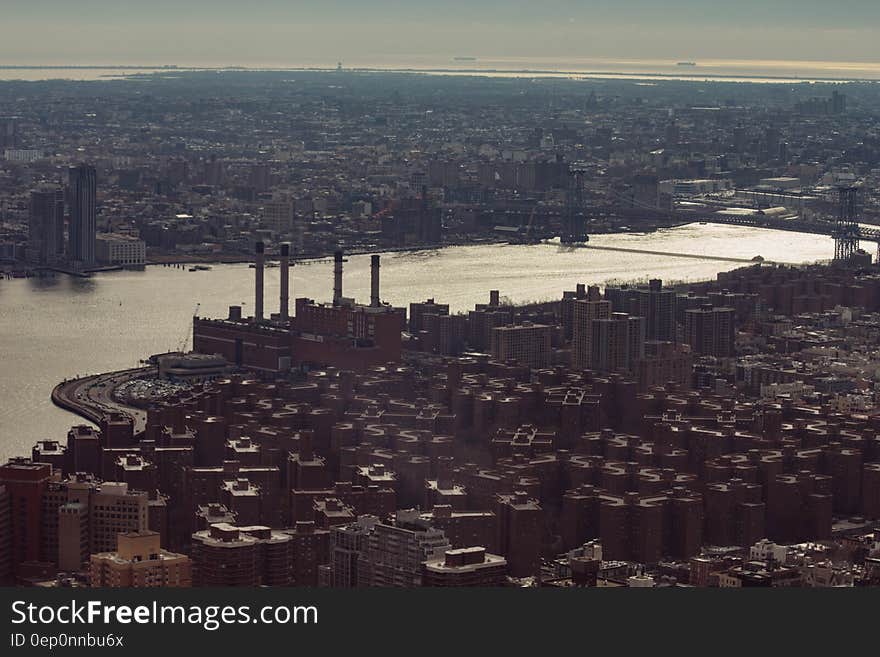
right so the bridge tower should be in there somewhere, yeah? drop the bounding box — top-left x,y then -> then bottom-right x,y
562,166 -> 588,244
833,186 -> 860,262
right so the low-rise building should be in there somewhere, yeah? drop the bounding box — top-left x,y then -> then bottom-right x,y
95,234 -> 146,266
422,547 -> 507,587
90,530 -> 191,587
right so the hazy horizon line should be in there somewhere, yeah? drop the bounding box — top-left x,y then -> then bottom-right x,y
5,56 -> 880,67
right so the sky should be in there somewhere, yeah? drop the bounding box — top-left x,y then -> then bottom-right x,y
1,1 -> 879,67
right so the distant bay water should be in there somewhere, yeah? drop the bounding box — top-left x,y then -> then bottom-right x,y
2,57 -> 879,82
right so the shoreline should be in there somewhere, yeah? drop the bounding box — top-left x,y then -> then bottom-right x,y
3,220 -> 797,276
144,238 -> 506,265
144,222 -> 692,266
0,221 -> 721,273
1,64 -> 878,84
51,367 -> 151,431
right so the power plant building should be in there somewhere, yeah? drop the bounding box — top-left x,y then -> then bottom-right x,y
193,244 -> 404,373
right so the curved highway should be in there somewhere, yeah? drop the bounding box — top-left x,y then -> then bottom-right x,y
52,367 -> 152,435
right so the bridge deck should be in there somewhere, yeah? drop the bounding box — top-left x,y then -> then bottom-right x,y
679,212 -> 880,242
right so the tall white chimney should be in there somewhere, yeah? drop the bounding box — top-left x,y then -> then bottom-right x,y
370,254 -> 381,307
333,250 -> 343,305
254,241 -> 265,321
280,243 -> 290,321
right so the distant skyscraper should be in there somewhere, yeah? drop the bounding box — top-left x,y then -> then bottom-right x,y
249,163 -> 271,192
685,305 -> 736,357
831,90 -> 847,115
632,174 -> 660,210
590,313 -> 646,374
764,127 -> 781,162
605,279 -> 676,342
68,164 -> 97,266
572,286 -> 611,370
28,187 -> 65,265
732,126 -> 748,153
0,116 -> 18,148
491,322 -> 553,370
203,158 -> 225,187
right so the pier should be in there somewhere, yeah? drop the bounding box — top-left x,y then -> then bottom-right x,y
570,243 -> 776,264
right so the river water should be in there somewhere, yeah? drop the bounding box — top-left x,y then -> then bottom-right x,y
0,223 -> 837,462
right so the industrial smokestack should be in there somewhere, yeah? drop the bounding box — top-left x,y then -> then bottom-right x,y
254,241 -> 265,321
370,254 -> 381,307
333,249 -> 343,305
280,243 -> 290,321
